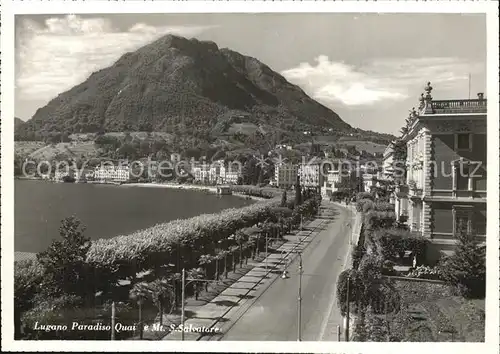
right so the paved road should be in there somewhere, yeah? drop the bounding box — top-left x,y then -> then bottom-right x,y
216,203 -> 355,341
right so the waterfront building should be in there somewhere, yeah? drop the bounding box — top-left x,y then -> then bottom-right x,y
210,160 -> 226,184
192,163 -> 210,184
94,164 -> 130,182
216,185 -> 232,195
225,170 -> 241,184
54,170 -> 70,182
396,83 -> 487,263
274,163 -> 299,189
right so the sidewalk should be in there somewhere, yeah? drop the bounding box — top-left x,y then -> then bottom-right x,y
161,204 -> 334,341
330,202 -> 361,270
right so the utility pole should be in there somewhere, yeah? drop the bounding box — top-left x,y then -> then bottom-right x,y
265,232 -> 268,272
181,268 -> 186,341
297,252 -> 303,342
345,276 -> 350,342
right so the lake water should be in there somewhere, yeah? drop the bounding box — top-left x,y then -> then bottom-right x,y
14,180 -> 254,253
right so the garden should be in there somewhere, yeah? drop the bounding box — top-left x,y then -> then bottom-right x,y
15,186 -> 322,340
336,192 -> 486,342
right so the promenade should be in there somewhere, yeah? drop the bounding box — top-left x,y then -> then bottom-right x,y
162,201 -> 359,341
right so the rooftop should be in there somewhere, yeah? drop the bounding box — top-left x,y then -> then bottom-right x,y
417,82 -> 487,115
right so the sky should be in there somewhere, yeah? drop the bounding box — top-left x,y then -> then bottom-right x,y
15,13 -> 487,135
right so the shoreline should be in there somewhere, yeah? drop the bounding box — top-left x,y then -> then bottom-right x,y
120,183 -> 266,201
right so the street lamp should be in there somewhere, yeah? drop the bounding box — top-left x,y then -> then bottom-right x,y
297,252 -> 303,342
180,268 -> 218,341
280,250 -> 303,342
265,234 -> 283,272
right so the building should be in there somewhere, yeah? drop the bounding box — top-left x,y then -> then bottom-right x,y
216,185 -> 232,195
362,173 -> 377,193
192,163 -> 211,184
382,143 -> 395,179
94,164 -> 130,182
320,160 -> 353,198
210,160 -> 226,184
397,83 -> 486,263
224,170 -> 241,185
274,163 -> 299,189
299,158 -> 324,190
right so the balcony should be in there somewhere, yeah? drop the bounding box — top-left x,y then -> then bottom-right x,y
407,181 -> 423,198
427,99 -> 487,114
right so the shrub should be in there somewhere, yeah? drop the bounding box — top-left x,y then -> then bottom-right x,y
374,202 -> 394,212
406,265 -> 443,280
362,200 -> 376,213
364,210 -> 396,230
337,254 -> 401,317
381,260 -> 398,276
14,260 -> 45,312
439,231 -> 485,298
372,228 -> 429,261
356,198 -> 373,212
356,192 -> 373,201
14,259 -> 45,338
351,243 -> 366,270
229,185 -> 275,199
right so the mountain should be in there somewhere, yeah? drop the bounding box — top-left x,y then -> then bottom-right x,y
15,35 -> 354,144
15,117 -> 25,129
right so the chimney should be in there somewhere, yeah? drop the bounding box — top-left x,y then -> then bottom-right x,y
477,92 -> 484,100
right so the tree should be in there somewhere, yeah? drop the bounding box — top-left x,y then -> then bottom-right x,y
146,278 -> 174,325
294,175 -> 302,206
439,229 -> 486,298
280,190 -> 287,207
129,282 -> 150,339
391,139 -> 407,183
36,216 -> 90,298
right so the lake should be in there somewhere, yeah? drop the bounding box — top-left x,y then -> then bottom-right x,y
14,180 -> 254,253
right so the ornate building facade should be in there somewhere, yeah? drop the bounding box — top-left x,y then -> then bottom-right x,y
398,83 -> 487,263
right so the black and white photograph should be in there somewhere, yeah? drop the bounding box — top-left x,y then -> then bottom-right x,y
2,1 -> 499,353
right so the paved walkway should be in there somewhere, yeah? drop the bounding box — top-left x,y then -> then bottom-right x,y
162,204 -> 334,341
215,203 -> 354,341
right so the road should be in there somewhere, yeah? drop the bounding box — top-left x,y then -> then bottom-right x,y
217,202 -> 354,341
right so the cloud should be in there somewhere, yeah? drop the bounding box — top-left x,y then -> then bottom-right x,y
16,15 -> 216,102
281,55 -> 484,107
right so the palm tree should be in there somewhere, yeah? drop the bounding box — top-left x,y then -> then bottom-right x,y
187,268 -> 206,300
129,282 -> 150,339
198,255 -> 215,291
146,278 -> 174,326
230,245 -> 239,272
235,231 -> 248,267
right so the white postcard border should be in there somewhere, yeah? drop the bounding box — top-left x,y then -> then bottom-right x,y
1,1 -> 499,353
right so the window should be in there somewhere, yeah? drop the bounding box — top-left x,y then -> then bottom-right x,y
453,205 -> 473,236
456,164 -> 470,190
455,133 -> 472,151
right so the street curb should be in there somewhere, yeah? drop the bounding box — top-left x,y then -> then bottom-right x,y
194,215 -> 329,340
162,203 -> 331,341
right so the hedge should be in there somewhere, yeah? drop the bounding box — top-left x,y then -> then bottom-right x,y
86,200 -> 280,271
364,210 -> 397,231
336,254 -> 401,317
371,228 -> 429,261
229,185 -> 276,199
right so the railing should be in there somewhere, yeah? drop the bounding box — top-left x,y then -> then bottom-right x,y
429,99 -> 487,114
